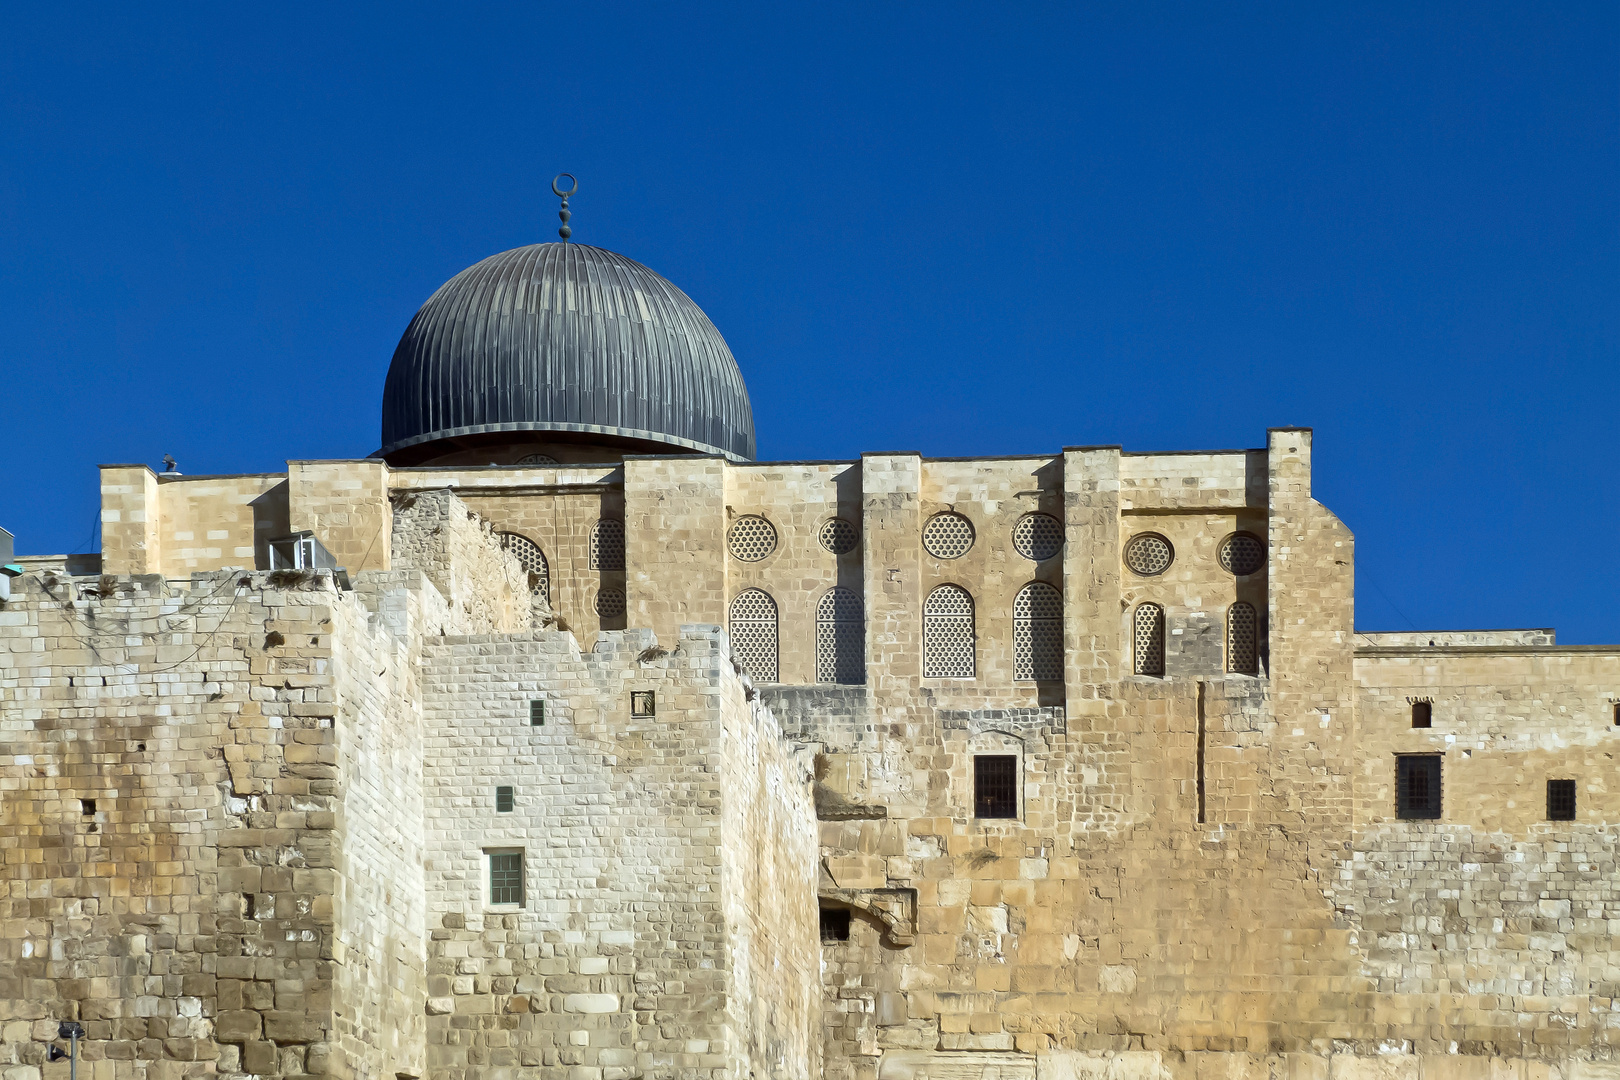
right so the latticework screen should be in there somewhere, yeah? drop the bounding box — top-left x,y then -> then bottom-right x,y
590,518 -> 625,570
1227,602 -> 1258,675
1013,582 -> 1063,681
499,533 -> 550,600
1133,603 -> 1165,676
924,584 -> 975,678
1012,514 -> 1064,561
816,587 -> 865,684
729,588 -> 779,682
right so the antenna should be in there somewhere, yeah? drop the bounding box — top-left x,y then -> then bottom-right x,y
552,174 -> 577,242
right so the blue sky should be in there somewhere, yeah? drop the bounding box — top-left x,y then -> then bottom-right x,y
1,4 -> 1615,640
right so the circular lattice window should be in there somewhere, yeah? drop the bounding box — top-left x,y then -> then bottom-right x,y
1124,533 -> 1174,576
595,588 -> 626,618
1219,532 -> 1266,576
728,516 -> 778,561
819,518 -> 859,555
922,513 -> 975,560
1012,514 -> 1064,561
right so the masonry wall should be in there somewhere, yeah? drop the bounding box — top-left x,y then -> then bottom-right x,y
417,626 -> 819,1080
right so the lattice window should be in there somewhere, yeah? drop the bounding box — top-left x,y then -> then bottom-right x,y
488,851 -> 524,906
974,755 -> 1018,819
922,513 -> 975,560
1227,602 -> 1258,675
1125,533 -> 1174,576
924,584 -> 975,678
1133,603 -> 1165,676
590,518 -> 625,570
1219,532 -> 1266,576
1396,756 -> 1442,820
1013,582 -> 1063,681
595,588 -> 625,618
729,588 -> 779,682
816,587 -> 865,684
819,518 -> 859,555
728,515 -> 778,561
515,453 -> 558,466
1013,514 -> 1064,561
499,532 -> 550,600
1547,779 -> 1576,821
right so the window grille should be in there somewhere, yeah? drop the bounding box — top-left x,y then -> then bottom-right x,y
727,515 -> 778,561
819,517 -> 859,555
1219,532 -> 1266,576
1124,533 -> 1174,576
923,584 -> 975,678
529,700 -> 545,726
1411,701 -> 1432,728
1012,514 -> 1064,561
729,588 -> 779,682
974,755 -> 1018,819
499,533 -> 550,599
1547,779 -> 1576,821
515,453 -> 558,466
1013,582 -> 1063,681
1133,603 -> 1165,676
495,786 -> 514,813
1395,755 -> 1442,820
595,588 -> 626,618
819,906 -> 851,943
1227,602 -> 1258,675
922,513 -> 975,560
816,587 -> 865,684
488,852 -> 524,905
590,518 -> 625,570
630,691 -> 656,717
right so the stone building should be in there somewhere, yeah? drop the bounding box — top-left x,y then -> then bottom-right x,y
1,238 -> 1617,1080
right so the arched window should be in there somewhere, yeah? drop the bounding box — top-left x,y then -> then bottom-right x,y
924,585 -> 975,678
729,588 -> 778,682
816,587 -> 865,684
1227,602 -> 1258,675
1133,603 -> 1165,676
499,533 -> 550,601
1014,582 -> 1063,681
590,518 -> 625,570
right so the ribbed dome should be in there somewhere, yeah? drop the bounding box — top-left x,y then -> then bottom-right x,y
380,243 -> 755,461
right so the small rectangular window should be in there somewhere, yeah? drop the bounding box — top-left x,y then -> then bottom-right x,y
1547,779 -> 1576,821
1411,701 -> 1431,728
80,799 -> 96,815
495,786 -> 515,813
1613,702 -> 1619,727
488,851 -> 524,906
529,699 -> 545,726
1395,755 -> 1442,820
974,755 -> 1019,819
819,906 -> 851,943
630,691 -> 656,718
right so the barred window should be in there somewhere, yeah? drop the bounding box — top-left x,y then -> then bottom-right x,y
924,585 -> 975,678
499,532 -> 550,600
923,513 -> 975,559
1395,755 -> 1442,820
819,518 -> 859,555
1012,514 -> 1064,561
974,755 -> 1018,819
729,588 -> 779,682
1547,779 -> 1576,821
819,906 -> 851,943
488,851 -> 524,906
590,518 -> 625,570
727,515 -> 778,561
816,587 -> 865,684
1227,602 -> 1258,675
1013,582 -> 1063,681
1133,603 -> 1165,676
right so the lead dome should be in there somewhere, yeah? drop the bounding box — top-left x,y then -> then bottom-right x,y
379,243 -> 756,464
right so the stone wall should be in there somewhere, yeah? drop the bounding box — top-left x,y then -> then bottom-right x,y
388,489 -> 533,634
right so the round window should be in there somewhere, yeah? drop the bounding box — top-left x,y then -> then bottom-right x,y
1012,513 -> 1064,561
1124,533 -> 1174,576
1219,532 -> 1266,576
595,588 -> 626,618
728,515 -> 778,562
922,513 -> 975,560
819,517 -> 859,555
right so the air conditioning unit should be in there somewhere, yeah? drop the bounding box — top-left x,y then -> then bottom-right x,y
0,526 -> 19,602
